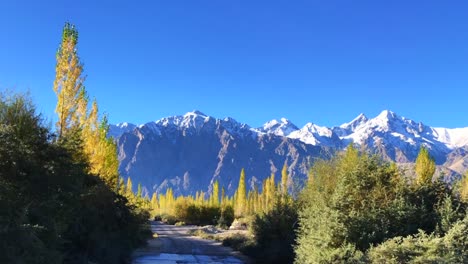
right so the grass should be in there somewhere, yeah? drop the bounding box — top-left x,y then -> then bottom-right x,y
222,233 -> 256,254
174,221 -> 186,226
188,228 -> 256,257
187,229 -> 216,240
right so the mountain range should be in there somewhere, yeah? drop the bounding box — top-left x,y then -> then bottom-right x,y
110,110 -> 468,196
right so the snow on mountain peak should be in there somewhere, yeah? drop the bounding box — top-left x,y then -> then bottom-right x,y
375,110 -> 397,121
340,113 -> 368,129
185,110 -> 207,117
116,122 -> 134,128
109,122 -> 136,138
288,122 -> 339,146
260,118 -> 299,136
280,117 -> 290,123
432,127 -> 468,148
111,110 -> 468,152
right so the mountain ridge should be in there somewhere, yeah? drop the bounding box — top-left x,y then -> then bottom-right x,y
110,110 -> 468,196
111,110 -> 468,151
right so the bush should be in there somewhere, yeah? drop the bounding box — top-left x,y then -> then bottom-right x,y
218,205 -> 235,228
161,214 -> 178,225
251,199 -> 298,264
200,205 -> 221,225
368,214 -> 468,263
294,147 -> 453,263
173,203 -> 221,226
222,233 -> 256,253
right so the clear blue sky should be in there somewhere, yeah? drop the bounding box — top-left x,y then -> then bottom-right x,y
0,1 -> 467,128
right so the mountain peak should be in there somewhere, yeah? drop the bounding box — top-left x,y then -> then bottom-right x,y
185,110 -> 207,117
116,122 -> 136,128
339,113 -> 368,130
376,110 -> 397,120
260,118 -> 299,136
280,117 -> 290,124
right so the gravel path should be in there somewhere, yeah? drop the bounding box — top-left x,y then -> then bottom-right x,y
132,221 -> 248,264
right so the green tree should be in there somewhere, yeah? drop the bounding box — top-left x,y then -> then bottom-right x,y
295,148 -> 422,263
415,146 -> 436,185
458,171 -> 468,201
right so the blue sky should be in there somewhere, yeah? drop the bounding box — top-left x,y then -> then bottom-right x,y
0,1 -> 467,128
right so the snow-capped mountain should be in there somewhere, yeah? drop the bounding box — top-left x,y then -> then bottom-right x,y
111,110 -> 468,196
288,123 -> 342,147
258,118 -> 299,136
331,110 -> 452,163
432,127 -> 468,149
334,113 -> 369,137
112,110 -> 324,196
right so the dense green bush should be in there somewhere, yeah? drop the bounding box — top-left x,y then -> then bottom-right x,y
250,198 -> 298,264
294,146 -> 465,264
368,213 -> 468,263
173,203 -> 223,226
217,205 -> 235,228
222,233 -> 256,254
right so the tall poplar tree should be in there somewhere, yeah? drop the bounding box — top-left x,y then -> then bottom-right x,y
53,23 -> 119,188
211,180 -> 220,206
415,147 -> 436,185
236,168 -> 247,217
53,22 -> 85,138
281,163 -> 289,197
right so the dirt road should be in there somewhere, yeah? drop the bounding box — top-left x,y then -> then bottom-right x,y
132,221 -> 247,264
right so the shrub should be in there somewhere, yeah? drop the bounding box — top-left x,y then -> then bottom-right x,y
368,213 -> 468,263
161,215 -> 177,225
251,199 -> 298,264
173,203 -> 222,226
218,205 -> 235,228
222,233 -> 255,253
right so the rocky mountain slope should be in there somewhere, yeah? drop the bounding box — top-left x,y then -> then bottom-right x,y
111,110 -> 468,196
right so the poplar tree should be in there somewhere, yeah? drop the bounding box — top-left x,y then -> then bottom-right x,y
415,147 -> 436,185
150,193 -> 158,211
459,172 -> 468,201
137,183 -> 142,198
53,22 -> 85,138
235,168 -> 247,217
264,173 -> 276,212
53,23 -> 119,188
281,164 -> 289,197
211,180 -> 220,206
126,177 -> 134,203
221,187 -> 226,206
